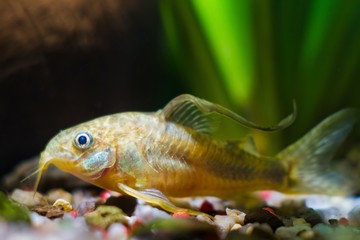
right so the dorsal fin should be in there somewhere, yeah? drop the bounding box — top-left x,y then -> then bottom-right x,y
161,94 -> 296,134
160,95 -> 216,133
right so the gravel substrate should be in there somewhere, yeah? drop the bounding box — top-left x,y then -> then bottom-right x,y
2,188 -> 360,240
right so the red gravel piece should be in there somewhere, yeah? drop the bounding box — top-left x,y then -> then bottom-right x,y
200,200 -> 214,213
70,210 -> 78,218
262,207 -> 277,217
100,190 -> 112,202
173,213 -> 190,218
339,217 -> 349,225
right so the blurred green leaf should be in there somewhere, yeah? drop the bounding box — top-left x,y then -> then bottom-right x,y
0,191 -> 30,223
160,0 -> 360,151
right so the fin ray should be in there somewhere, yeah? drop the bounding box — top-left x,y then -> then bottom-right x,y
278,108 -> 358,195
162,94 -> 296,133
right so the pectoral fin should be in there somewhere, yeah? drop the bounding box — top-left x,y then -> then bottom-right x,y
78,145 -> 116,180
162,94 -> 296,132
117,183 -> 212,219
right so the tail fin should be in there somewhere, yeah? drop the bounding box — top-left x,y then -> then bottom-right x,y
277,109 -> 358,195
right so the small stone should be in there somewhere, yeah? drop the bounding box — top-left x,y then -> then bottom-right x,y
10,189 -> 48,208
279,199 -> 306,216
196,214 -> 214,225
0,191 -> 30,223
71,190 -> 102,210
241,223 -> 273,237
133,204 -> 170,224
85,205 -> 128,229
107,223 -> 128,240
297,207 -> 324,227
200,200 -> 215,214
31,205 -> 64,219
214,215 -> 236,235
292,217 -> 310,226
230,223 -> 242,231
250,224 -> 276,239
262,207 -> 277,216
173,212 -> 190,218
70,210 -> 78,218
131,218 -> 219,240
46,189 -> 72,204
319,207 -> 342,220
275,225 -> 312,239
53,198 -> 72,212
225,208 -> 246,225
77,201 -> 97,216
30,211 -> 52,227
105,195 -> 137,216
313,223 -> 359,239
128,216 -> 142,231
225,230 -> 251,239
334,225 -> 360,239
338,217 -> 349,225
328,219 -> 338,225
244,209 -> 284,231
297,229 -> 316,239
348,205 -> 360,226
313,223 -> 331,232
100,190 -> 112,202
281,217 -> 293,227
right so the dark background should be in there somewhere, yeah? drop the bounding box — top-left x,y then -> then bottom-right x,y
0,0 -> 183,177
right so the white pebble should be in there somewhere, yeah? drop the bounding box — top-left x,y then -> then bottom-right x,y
133,204 -> 170,224
30,212 -> 52,227
214,215 -> 236,238
196,214 -> 214,225
6,232 -> 35,240
10,189 -> 47,207
230,223 -> 242,231
107,223 -> 128,240
226,208 -> 246,225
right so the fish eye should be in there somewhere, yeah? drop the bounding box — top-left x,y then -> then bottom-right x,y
73,131 -> 94,150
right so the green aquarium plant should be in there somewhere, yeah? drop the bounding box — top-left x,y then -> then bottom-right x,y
160,0 -> 360,152
0,191 -> 30,223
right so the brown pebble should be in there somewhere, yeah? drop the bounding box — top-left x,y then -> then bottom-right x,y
251,225 -> 277,239
328,219 -> 338,225
105,195 -> 137,216
32,205 -> 64,219
244,209 -> 284,231
296,207 -> 323,227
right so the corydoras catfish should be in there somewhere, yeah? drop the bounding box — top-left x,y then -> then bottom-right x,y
33,94 -> 357,216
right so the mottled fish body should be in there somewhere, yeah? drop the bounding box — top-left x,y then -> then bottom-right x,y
33,94 -> 358,216
102,113 -> 287,197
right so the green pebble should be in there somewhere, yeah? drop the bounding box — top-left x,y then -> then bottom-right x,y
314,224 -> 360,240
84,205 -> 127,229
0,191 -> 30,223
275,225 -> 312,239
131,217 -> 217,239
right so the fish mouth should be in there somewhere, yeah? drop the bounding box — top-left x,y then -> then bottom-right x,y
33,152 -> 76,194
